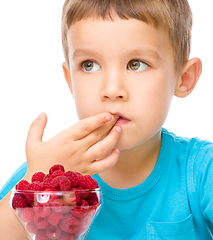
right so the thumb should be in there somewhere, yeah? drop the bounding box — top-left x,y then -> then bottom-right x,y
26,113 -> 47,147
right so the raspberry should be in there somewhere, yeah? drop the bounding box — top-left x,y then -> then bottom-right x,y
24,182 -> 43,201
41,176 -> 54,190
47,211 -> 63,226
86,192 -> 99,206
71,200 -> 89,218
59,214 -> 80,234
76,187 -> 89,200
64,171 -> 79,188
50,198 -> 64,213
25,182 -> 43,191
26,222 -> 39,234
77,174 -> 84,187
52,170 -> 64,179
34,203 -> 51,218
34,215 -> 49,229
51,176 -> 71,191
32,172 -> 46,183
35,230 -> 49,240
59,232 -> 74,240
20,207 -> 34,223
12,193 -> 28,209
43,174 -> 52,181
80,175 -> 98,189
15,180 -> 29,190
46,225 -> 62,239
49,164 -> 65,175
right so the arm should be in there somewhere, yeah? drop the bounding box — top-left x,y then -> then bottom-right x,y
0,112 -> 121,240
0,191 -> 28,240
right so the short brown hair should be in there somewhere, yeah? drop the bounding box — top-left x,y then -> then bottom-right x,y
61,0 -> 192,72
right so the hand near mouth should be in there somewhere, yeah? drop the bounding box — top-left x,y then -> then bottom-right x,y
25,112 -> 122,179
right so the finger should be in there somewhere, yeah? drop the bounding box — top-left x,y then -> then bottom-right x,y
26,113 -> 47,147
87,126 -> 122,159
90,148 -> 120,174
82,118 -> 119,147
66,113 -> 118,140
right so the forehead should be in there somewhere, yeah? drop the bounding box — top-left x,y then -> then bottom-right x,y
67,17 -> 174,64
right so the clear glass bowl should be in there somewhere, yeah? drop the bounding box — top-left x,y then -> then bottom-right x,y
10,188 -> 102,240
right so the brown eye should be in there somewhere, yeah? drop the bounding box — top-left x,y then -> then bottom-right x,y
82,61 -> 100,72
128,60 -> 140,70
128,60 -> 148,71
83,61 -> 94,71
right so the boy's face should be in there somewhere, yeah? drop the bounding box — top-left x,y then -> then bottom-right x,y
65,17 -> 178,150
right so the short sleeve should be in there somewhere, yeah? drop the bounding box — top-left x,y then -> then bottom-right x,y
0,161 -> 27,200
194,142 -> 213,223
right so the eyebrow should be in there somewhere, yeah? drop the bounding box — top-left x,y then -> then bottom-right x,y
125,49 -> 161,61
71,49 -> 99,60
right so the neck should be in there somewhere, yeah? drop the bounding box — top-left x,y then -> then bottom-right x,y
98,130 -> 162,189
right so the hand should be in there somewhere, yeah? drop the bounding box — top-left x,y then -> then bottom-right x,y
25,112 -> 121,177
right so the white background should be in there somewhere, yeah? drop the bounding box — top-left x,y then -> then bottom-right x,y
0,1 -> 212,190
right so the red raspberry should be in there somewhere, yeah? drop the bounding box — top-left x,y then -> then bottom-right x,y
77,174 -> 84,187
71,199 -> 89,218
26,222 -> 39,234
24,182 -> 43,201
75,172 -> 81,176
59,214 -> 80,234
20,207 -> 34,223
32,172 -> 46,183
41,176 -> 54,190
49,164 -> 65,175
50,198 -> 64,213
64,171 -> 79,188
47,211 -> 63,226
34,203 -> 51,218
86,192 -> 99,206
12,193 -> 28,209
25,182 -> 43,191
43,173 -> 52,181
52,170 -> 64,179
59,232 -> 74,240
34,215 -> 49,229
46,225 -> 62,239
15,180 -> 29,190
76,187 -> 89,200
51,176 -> 71,191
35,230 -> 49,240
80,175 -> 99,189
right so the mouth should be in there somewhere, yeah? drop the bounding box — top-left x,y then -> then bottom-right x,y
112,113 -> 130,126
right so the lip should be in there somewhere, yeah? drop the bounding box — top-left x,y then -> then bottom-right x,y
111,112 -> 130,126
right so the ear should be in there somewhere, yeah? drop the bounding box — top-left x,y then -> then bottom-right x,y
62,62 -> 74,98
174,58 -> 202,98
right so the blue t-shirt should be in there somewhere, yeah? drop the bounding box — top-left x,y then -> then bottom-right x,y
1,129 -> 213,240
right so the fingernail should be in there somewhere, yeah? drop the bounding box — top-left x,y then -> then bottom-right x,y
116,126 -> 122,133
116,149 -> 120,155
105,114 -> 112,122
38,113 -> 44,119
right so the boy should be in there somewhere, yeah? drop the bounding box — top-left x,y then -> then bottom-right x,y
0,0 -> 211,239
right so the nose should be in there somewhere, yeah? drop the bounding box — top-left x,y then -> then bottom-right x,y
100,71 -> 129,101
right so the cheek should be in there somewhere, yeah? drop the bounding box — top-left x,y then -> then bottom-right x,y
72,82 -> 100,120
134,76 -> 174,125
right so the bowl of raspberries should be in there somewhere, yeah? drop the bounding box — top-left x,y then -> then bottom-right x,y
10,164 -> 102,240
